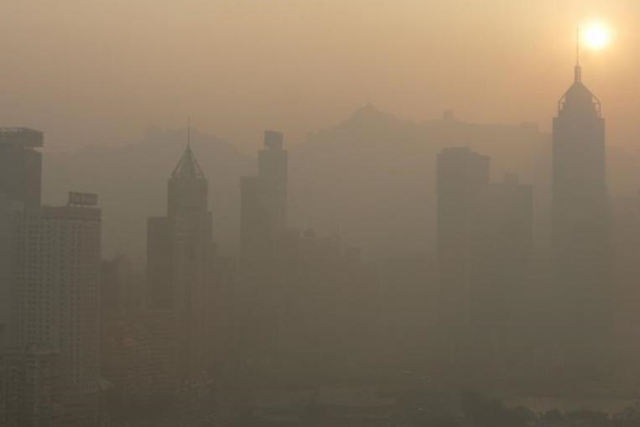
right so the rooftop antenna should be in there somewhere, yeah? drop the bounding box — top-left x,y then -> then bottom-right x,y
575,27 -> 582,82
576,27 -> 580,66
187,115 -> 191,149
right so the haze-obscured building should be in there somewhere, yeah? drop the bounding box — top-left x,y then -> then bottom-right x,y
467,173 -> 533,378
436,147 -> 490,365
0,348 -> 59,427
0,128 -> 43,209
0,128 -> 103,426
437,148 -> 534,383
146,141 -> 214,382
237,131 -> 289,375
551,59 -> 611,368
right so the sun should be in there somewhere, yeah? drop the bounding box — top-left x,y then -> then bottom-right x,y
582,24 -> 611,50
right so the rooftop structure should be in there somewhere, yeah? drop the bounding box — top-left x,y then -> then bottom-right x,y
0,128 -> 44,148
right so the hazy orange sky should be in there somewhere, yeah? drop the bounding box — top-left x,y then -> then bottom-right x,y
1,0 -> 639,151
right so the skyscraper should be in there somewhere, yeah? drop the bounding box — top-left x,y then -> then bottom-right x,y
437,149 -> 534,383
0,348 -> 59,427
147,139 -> 214,382
551,55 -> 611,364
0,196 -> 22,350
237,130 -> 288,376
0,128 -> 43,209
258,130 -> 288,232
16,203 -> 102,387
436,147 -> 490,365
0,127 -> 103,425
240,130 -> 288,269
17,200 -> 102,426
468,173 -> 533,376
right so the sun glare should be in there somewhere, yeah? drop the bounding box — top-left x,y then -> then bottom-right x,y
582,24 -> 611,50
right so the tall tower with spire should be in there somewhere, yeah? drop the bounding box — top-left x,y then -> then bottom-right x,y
550,33 -> 610,367
147,124 -> 214,382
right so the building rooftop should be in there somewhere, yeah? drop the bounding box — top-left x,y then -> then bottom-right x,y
171,146 -> 205,180
0,128 -> 44,148
558,65 -> 602,118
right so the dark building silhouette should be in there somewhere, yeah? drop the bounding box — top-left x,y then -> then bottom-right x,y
275,229 -> 378,382
436,147 -> 490,365
258,130 -> 288,231
240,130 -> 288,268
551,58 -> 611,367
101,255 -> 142,320
0,128 -> 43,209
239,176 -> 272,278
0,196 -> 22,346
0,129 -> 103,426
100,309 -> 179,412
467,173 -> 533,377
609,193 -> 640,375
237,130 -> 288,376
146,138 -> 214,382
0,348 -> 59,427
437,148 -> 534,383
18,204 -> 102,412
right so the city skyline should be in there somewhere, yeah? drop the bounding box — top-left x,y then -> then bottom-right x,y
2,1 -> 640,151
4,4 -> 640,426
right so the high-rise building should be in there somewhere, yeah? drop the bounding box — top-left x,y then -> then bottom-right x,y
1,200 -> 102,423
0,128 -> 103,426
551,57 -> 611,365
100,309 -> 179,407
240,131 -> 288,270
239,176 -> 272,276
437,149 -> 534,383
16,203 -> 102,393
101,255 -> 142,320
258,130 -> 288,232
147,141 -> 214,382
237,131 -> 288,377
16,199 -> 102,427
436,147 -> 490,364
467,173 -> 533,375
0,196 -> 23,350
0,348 -> 60,427
0,128 -> 43,209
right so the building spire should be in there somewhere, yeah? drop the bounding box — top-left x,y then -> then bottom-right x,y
187,115 -> 191,150
171,115 -> 205,180
575,27 -> 582,83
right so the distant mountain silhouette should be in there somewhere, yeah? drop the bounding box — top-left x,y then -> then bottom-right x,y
42,106 -> 561,260
43,127 -> 252,259
290,104 -> 550,259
